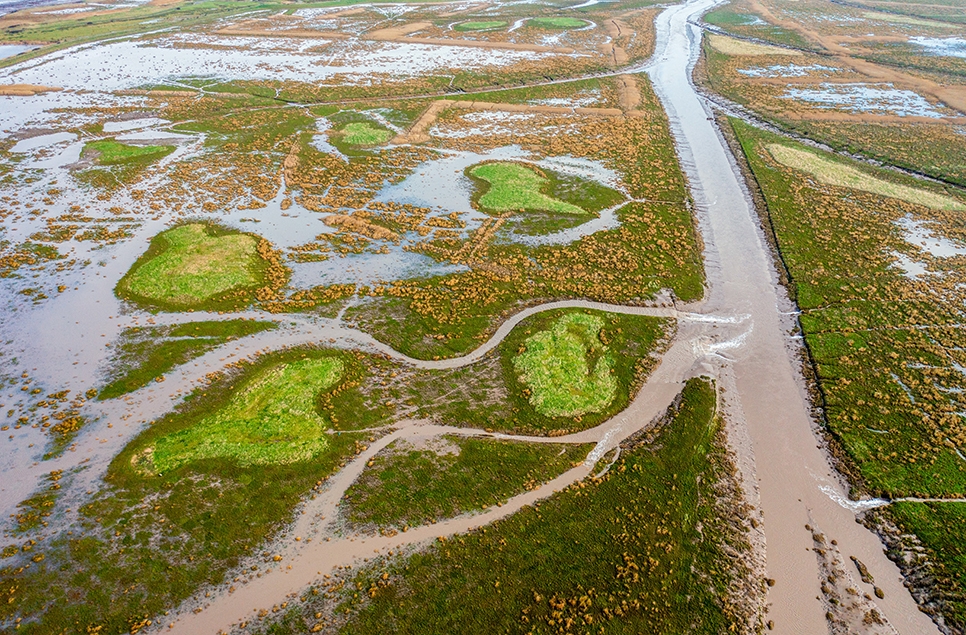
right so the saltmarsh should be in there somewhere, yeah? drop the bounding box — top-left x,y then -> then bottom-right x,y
83,139 -> 174,165
766,143 -> 965,211
143,357 -> 343,473
731,118 -> 966,629
98,319 -> 277,400
513,312 -> 616,418
454,20 -> 507,32
340,122 -> 393,147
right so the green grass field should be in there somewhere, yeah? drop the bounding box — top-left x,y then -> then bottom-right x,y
340,122 -> 393,146
513,312 -> 616,417
98,320 -> 277,399
469,162 -> 589,216
453,20 -> 507,31
253,378 -> 757,635
343,436 -> 591,530
116,223 -> 276,310
144,357 -> 343,473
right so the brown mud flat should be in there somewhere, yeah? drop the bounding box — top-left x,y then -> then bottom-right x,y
392,100 -> 624,144
0,83 -> 61,96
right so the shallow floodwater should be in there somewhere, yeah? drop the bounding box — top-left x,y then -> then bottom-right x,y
0,43 -> 37,59
0,34 -> 566,91
910,36 -> 966,59
783,82 -> 949,118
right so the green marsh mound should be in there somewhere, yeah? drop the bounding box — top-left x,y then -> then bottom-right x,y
117,223 -> 281,311
141,357 -> 343,474
527,17 -> 588,29
340,121 -> 393,147
513,312 -> 616,418
453,20 -> 507,31
469,162 -> 588,216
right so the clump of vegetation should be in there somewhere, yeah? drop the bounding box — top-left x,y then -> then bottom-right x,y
340,122 -> 393,147
116,223 -> 288,311
513,312 -> 616,417
469,161 -> 588,216
141,357 -> 343,474
98,319 -> 277,400
528,17 -> 588,29
343,436 -> 590,530
453,20 -> 507,32
259,379 -> 759,635
83,139 -> 174,165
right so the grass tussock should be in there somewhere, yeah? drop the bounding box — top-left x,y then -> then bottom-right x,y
469,162 -> 589,216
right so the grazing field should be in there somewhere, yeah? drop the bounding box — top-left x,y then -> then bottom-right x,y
253,379 -> 759,635
731,117 -> 966,629
528,17 -> 589,29
343,436 -> 591,531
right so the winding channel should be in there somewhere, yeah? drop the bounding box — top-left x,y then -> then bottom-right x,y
0,1 -> 946,632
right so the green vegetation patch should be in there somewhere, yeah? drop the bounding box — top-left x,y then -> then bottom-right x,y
527,17 -> 588,29
340,121 -> 393,147
261,378 -> 756,634
116,223 -> 281,311
453,20 -> 507,31
343,436 -> 590,530
514,312 -> 616,417
142,357 -> 343,474
83,139 -> 174,166
767,143 -> 965,211
469,161 -> 588,216
98,319 -> 277,400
